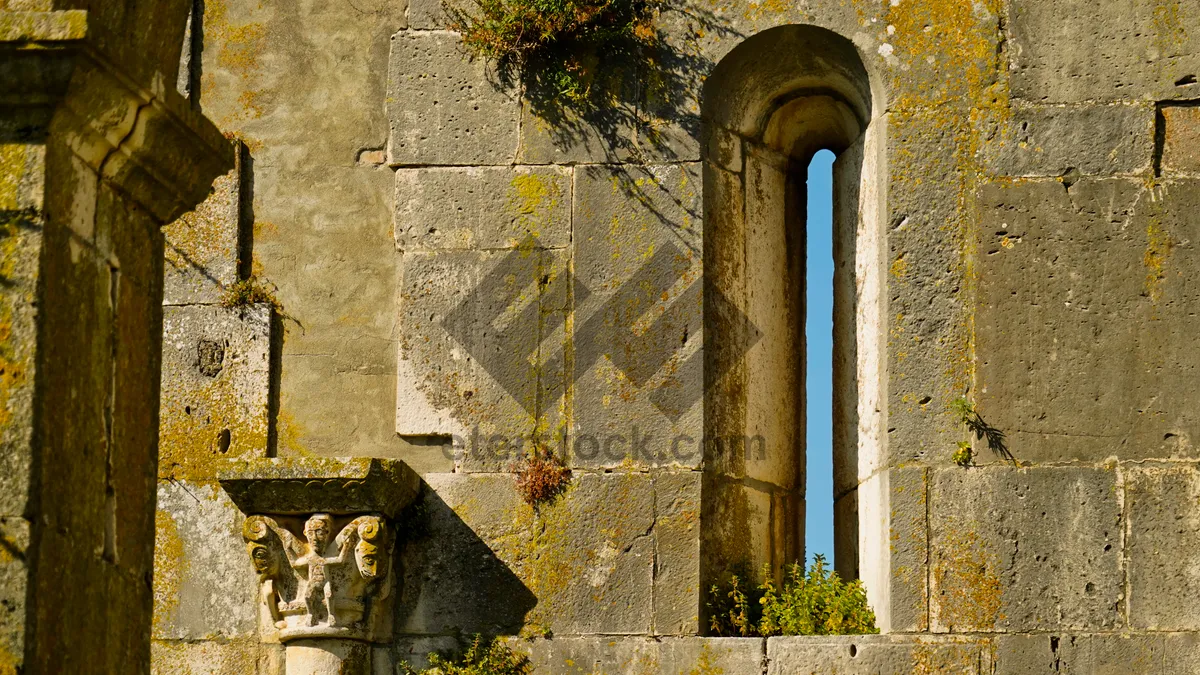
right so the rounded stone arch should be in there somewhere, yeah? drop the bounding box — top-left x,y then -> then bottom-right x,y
700,23 -> 892,629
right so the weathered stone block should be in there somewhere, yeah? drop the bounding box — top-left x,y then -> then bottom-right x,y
884,467 -> 928,633
977,178 -> 1200,463
399,472 -> 656,636
391,636 -> 461,671
571,163 -> 703,469
387,31 -> 519,166
407,0 -> 447,30
995,633 -> 1200,675
1009,0 -> 1200,103
0,206 -> 40,520
197,0 -> 404,167
150,638 -> 280,675
160,304 -> 272,480
396,474 -> 537,635
929,466 -> 1122,632
153,481 -> 259,641
741,147 -> 800,491
883,111 -> 975,466
509,636 -> 764,675
514,636 -> 658,675
30,532 -> 156,673
1127,464 -> 1200,630
977,104 -> 1154,177
659,638 -> 764,675
396,248 -> 566,471
701,478 -> 775,584
516,66 -> 640,165
163,146 -> 241,305
395,166 -> 571,251
99,179 -> 166,291
0,517 -> 29,667
767,635 -> 994,675
653,471 -> 701,635
1162,104 -> 1200,175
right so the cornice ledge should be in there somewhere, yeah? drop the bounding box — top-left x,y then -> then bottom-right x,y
219,458 -> 423,519
1,9 -> 233,222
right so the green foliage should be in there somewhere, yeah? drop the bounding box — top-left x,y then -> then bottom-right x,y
444,0 -> 660,106
952,441 -> 974,467
221,276 -> 283,313
399,635 -> 531,675
707,564 -> 761,637
708,556 -> 879,637
951,397 -> 1013,464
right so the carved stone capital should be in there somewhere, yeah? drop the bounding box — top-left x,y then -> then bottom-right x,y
243,513 -> 395,642
219,458 -> 420,644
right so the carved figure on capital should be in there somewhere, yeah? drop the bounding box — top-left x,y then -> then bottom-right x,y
241,512 -> 394,641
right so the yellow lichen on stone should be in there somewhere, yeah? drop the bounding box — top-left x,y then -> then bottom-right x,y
0,144 -> 23,209
934,529 -> 1003,631
497,482 -> 584,627
164,166 -> 239,295
203,0 -> 267,123
1153,0 -> 1188,52
0,144 -> 36,433
884,0 -> 1003,109
909,640 -> 985,675
152,509 -> 188,635
150,638 -> 265,675
1143,185 -> 1170,306
158,374 -> 270,480
508,173 -> 561,226
688,642 -> 725,675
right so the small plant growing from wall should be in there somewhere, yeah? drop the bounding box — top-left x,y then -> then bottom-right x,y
514,446 -> 572,506
444,0 -> 661,108
221,275 -> 284,313
708,555 -> 879,637
951,397 -> 1014,464
952,441 -> 974,467
399,635 -> 531,675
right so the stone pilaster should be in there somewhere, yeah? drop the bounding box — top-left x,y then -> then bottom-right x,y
0,6 -> 232,671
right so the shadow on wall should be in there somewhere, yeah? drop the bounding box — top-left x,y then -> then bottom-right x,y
394,482 -> 537,639
484,2 -> 742,237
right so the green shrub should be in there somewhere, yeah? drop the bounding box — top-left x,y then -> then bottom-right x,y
444,0 -> 660,106
399,635 -> 530,675
706,563 -> 762,637
708,555 -> 879,637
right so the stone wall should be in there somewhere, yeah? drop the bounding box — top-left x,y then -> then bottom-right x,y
149,0 -> 1200,672
0,3 -> 231,673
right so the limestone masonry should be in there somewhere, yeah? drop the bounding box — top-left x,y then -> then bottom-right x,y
3,0 -> 1200,673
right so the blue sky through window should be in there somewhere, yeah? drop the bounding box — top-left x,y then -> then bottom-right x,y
805,149 -> 836,566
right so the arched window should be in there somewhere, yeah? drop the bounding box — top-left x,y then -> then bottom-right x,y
701,24 -> 890,628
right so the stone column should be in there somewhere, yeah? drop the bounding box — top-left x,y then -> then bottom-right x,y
0,5 -> 232,672
285,640 -> 373,675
